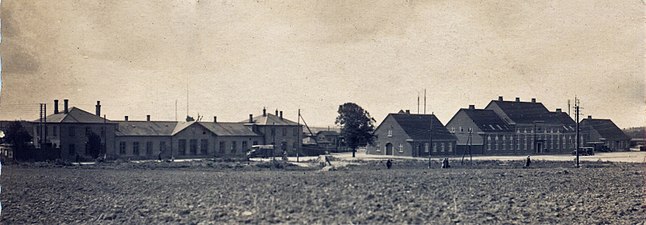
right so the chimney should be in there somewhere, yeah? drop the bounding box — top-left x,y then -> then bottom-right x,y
63,99 -> 69,113
279,111 -> 283,120
263,107 -> 267,116
531,98 -> 536,103
146,115 -> 151,121
95,101 -> 101,116
498,96 -> 503,101
468,105 -> 475,110
515,97 -> 520,102
275,109 -> 278,116
405,109 -> 410,114
54,99 -> 59,114
249,114 -> 253,123
213,116 -> 217,123
125,116 -> 129,121
556,108 -> 562,112
587,115 -> 592,119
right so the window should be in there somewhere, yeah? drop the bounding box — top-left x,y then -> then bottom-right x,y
219,141 -> 226,154
441,143 -> 445,152
146,141 -> 153,156
502,135 -> 506,150
448,143 -> 453,152
424,143 -> 429,152
487,135 -> 492,151
200,139 -> 208,155
69,126 -> 76,137
399,144 -> 404,152
387,129 -> 393,137
459,127 -> 463,132
119,142 -> 126,155
450,127 -> 455,133
495,135 -> 499,150
190,139 -> 198,155
133,142 -> 140,156
293,127 -> 297,136
178,139 -> 187,155
231,141 -> 237,154
242,141 -> 248,152
69,144 -> 75,155
376,143 -> 381,152
283,127 -> 287,136
292,141 -> 298,149
433,143 -> 437,152
85,127 -> 91,135
271,128 -> 275,136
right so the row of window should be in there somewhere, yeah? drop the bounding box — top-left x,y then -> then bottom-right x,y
449,126 -> 576,134
270,127 -> 300,137
375,142 -> 454,153
485,134 -> 581,151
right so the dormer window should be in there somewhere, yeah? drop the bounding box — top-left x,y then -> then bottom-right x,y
387,129 -> 393,137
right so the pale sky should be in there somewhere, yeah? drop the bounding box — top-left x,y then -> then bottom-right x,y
0,0 -> 644,128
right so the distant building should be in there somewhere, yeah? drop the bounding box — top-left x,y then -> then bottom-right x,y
367,110 -> 457,157
32,100 -> 117,161
446,96 -> 577,155
580,116 -> 630,151
243,108 -> 303,154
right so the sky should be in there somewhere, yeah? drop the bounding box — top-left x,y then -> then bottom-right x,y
0,0 -> 644,129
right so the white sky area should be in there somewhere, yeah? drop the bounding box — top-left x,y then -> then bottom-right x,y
0,0 -> 644,128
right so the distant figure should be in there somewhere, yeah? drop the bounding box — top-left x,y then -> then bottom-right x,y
282,151 -> 288,161
442,158 -> 450,168
386,159 -> 392,169
525,155 -> 531,168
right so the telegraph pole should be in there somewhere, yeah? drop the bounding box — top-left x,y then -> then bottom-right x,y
297,109 -> 301,162
428,116 -> 433,168
574,97 -> 580,168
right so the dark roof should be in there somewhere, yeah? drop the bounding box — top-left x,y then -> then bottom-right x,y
389,113 -> 456,140
581,119 -> 630,140
37,107 -> 109,124
550,112 -> 575,126
115,121 -> 178,136
316,130 -> 340,136
487,100 -> 559,124
243,113 -> 299,126
198,122 -> 260,136
460,109 -> 513,132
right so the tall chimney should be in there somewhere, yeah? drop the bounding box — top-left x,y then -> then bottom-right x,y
146,115 -> 151,121
63,99 -> 69,113
468,105 -> 475,110
249,114 -> 253,123
95,101 -> 101,116
405,109 -> 410,114
556,108 -> 562,112
275,109 -> 278,116
263,107 -> 267,116
54,99 -> 59,114
124,116 -> 129,121
498,96 -> 503,101
587,115 -> 592,119
515,97 -> 520,102
213,116 -> 217,123
531,98 -> 536,103
279,111 -> 283,120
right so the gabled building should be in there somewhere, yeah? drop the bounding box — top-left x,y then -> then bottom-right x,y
580,116 -> 630,151
447,96 -> 577,155
33,99 -> 117,161
367,110 -> 456,157
114,119 -> 177,159
243,108 -> 302,154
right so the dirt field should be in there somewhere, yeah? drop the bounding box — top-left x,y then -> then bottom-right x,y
1,160 -> 645,224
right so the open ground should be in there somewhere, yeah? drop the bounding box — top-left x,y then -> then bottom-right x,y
1,153 -> 645,224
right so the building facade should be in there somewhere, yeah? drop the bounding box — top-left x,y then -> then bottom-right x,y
580,116 -> 631,151
367,110 -> 457,157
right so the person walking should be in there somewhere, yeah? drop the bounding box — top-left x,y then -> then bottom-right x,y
386,159 -> 392,169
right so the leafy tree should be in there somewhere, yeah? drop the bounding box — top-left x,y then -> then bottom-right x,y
3,121 -> 33,151
86,132 -> 102,159
335,103 -> 376,157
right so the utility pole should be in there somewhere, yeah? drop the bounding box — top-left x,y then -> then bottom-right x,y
574,97 -> 581,168
297,109 -> 301,162
424,89 -> 427,114
428,116 -> 433,168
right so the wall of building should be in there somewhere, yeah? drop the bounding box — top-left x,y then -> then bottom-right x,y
57,123 -> 117,161
255,125 -> 302,153
171,124 -> 216,159
114,136 -> 172,160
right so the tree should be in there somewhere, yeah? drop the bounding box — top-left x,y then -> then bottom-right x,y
86,132 -> 102,159
4,121 -> 33,151
335,103 -> 376,157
